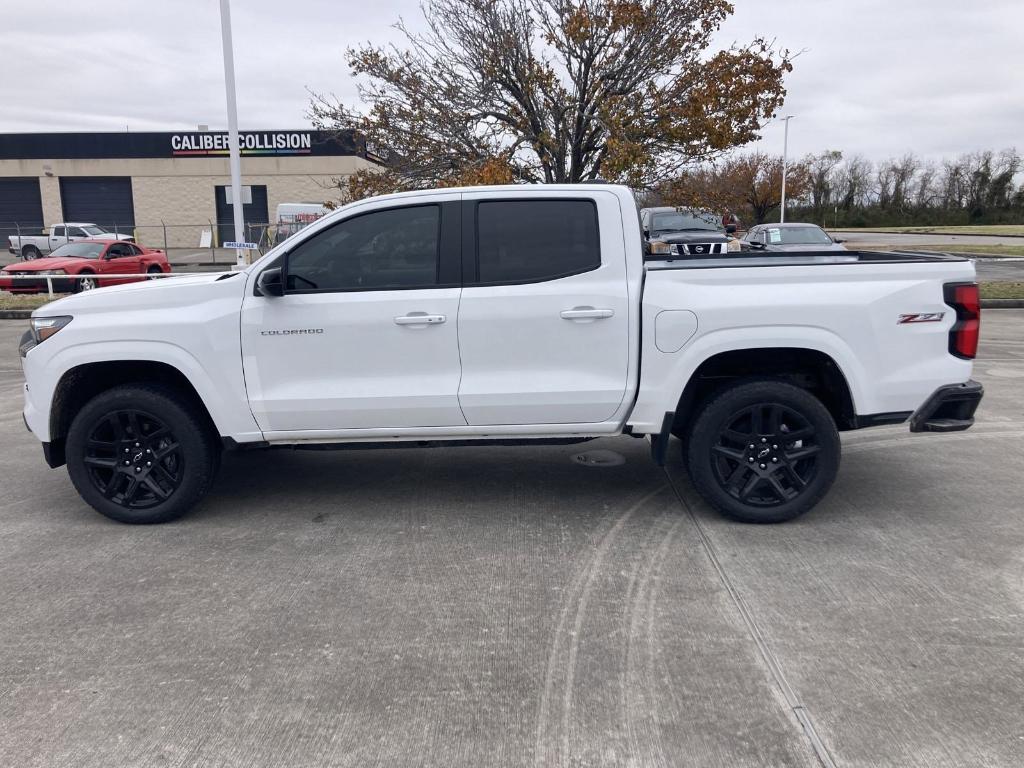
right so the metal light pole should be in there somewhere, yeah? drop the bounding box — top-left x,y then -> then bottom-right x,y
219,0 -> 246,267
780,115 -> 794,224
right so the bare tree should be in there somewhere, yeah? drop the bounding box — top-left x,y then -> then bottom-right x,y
835,155 -> 873,210
311,0 -> 793,198
804,150 -> 843,223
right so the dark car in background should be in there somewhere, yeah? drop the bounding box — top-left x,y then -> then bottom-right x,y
639,207 -> 738,257
741,223 -> 847,252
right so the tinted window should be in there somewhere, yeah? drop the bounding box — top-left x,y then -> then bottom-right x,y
286,205 -> 440,292
476,200 -> 600,283
69,228 -> 87,238
650,211 -> 720,233
53,226 -> 65,237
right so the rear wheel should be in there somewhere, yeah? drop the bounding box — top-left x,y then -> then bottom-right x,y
22,246 -> 40,260
685,380 -> 840,523
147,265 -> 163,280
65,385 -> 219,524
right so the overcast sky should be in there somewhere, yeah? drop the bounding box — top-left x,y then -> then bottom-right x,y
4,0 -> 1022,162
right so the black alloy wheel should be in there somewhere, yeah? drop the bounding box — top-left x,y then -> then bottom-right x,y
711,403 -> 820,507
686,380 -> 841,523
66,384 -> 219,524
83,409 -> 184,510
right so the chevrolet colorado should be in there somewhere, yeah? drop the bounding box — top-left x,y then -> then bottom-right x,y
17,185 -> 983,525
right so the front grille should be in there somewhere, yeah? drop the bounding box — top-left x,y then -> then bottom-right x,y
679,243 -> 725,256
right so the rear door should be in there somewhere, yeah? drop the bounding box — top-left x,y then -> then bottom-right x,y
456,192 -> 630,425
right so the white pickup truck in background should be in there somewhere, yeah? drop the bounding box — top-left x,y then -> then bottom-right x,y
8,223 -> 134,260
18,184 -> 983,525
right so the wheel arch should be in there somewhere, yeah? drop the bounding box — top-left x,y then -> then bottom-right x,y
671,347 -> 858,435
49,360 -> 220,452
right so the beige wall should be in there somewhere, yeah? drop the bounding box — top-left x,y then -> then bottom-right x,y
0,154 -> 376,248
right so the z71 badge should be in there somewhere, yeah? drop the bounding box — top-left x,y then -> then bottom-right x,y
897,313 -> 945,324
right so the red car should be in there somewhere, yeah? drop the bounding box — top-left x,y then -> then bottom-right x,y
0,240 -> 171,294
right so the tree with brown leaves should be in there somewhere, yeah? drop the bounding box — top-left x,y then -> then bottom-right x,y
311,0 -> 792,199
657,152 -> 810,224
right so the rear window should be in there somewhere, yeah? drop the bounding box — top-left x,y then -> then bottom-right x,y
476,200 -> 600,284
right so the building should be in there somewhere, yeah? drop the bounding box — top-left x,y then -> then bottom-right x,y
0,129 -> 376,249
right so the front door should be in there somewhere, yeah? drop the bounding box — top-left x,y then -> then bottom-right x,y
102,242 -> 142,285
456,194 -> 631,426
241,198 -> 465,433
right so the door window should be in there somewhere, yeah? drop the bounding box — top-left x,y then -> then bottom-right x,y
53,226 -> 65,237
69,227 -> 87,238
475,200 -> 600,284
285,205 -> 440,292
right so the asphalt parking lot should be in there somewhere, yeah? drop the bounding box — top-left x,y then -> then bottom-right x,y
1,314 -> 1022,767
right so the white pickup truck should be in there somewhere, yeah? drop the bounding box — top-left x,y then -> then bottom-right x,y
9,223 -> 134,260
17,184 -> 983,525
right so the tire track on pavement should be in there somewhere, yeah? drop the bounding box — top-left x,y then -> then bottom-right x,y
664,468 -> 838,768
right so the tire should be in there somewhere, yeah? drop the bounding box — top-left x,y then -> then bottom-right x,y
685,379 -> 840,524
65,384 -> 219,524
22,246 -> 40,261
147,265 -> 163,280
74,273 -> 97,292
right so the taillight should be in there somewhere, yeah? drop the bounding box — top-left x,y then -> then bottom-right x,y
943,282 -> 980,359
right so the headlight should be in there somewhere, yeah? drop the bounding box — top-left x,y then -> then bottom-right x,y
30,315 -> 73,344
727,238 -> 741,252
648,241 -> 674,255
37,269 -> 67,275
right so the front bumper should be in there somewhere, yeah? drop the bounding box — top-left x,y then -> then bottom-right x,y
909,380 -> 984,433
0,276 -> 76,293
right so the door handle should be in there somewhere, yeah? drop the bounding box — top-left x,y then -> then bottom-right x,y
560,307 -> 614,320
394,313 -> 446,326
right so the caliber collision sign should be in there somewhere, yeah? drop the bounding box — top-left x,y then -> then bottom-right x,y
171,132 -> 314,156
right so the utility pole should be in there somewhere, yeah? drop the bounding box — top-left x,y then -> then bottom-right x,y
219,0 -> 246,268
780,115 -> 794,224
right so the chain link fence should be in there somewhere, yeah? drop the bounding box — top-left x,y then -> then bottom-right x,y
0,219 -> 327,266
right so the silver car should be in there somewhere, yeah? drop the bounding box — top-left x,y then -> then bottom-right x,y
741,223 -> 847,252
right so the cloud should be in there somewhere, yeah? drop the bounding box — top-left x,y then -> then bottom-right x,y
2,0 -> 1021,163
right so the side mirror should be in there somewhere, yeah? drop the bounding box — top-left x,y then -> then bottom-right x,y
725,224 -> 737,235
257,266 -> 284,297
748,241 -> 767,250
832,238 -> 844,244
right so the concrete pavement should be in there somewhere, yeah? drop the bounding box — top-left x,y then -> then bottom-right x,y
0,313 -> 1022,766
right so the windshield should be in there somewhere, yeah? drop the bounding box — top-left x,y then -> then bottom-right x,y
49,242 -> 105,259
82,225 -> 108,235
650,211 -> 721,233
767,226 -> 833,245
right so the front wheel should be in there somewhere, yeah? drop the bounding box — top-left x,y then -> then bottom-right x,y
75,274 -> 97,292
685,380 -> 840,524
65,384 -> 219,524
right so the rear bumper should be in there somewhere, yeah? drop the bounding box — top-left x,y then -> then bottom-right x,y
909,380 -> 984,433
